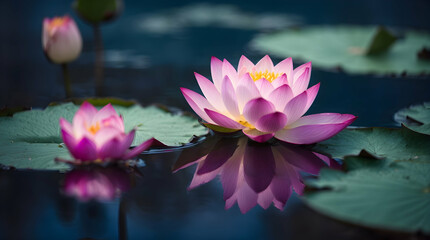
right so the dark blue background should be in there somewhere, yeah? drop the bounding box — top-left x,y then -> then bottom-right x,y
0,0 -> 429,239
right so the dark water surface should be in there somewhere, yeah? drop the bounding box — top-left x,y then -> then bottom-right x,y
1,0 -> 430,239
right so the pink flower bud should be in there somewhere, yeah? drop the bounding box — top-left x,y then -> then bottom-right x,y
42,16 -> 82,64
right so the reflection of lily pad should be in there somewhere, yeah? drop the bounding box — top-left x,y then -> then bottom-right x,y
252,26 -> 430,75
394,102 -> 430,135
313,127 -> 430,165
0,102 -> 208,170
305,157 -> 430,234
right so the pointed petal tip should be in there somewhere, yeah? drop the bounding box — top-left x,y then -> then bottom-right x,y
194,72 -> 202,78
180,87 -> 189,95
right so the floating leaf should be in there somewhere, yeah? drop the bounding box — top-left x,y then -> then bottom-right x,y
305,156 -> 430,234
252,26 -> 430,75
394,102 -> 430,135
0,102 -> 208,170
313,127 -> 430,165
113,105 -> 208,146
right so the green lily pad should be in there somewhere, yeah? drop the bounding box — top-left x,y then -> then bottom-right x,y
313,127 -> 430,165
305,156 -> 430,234
252,25 -> 430,75
306,126 -> 430,233
394,102 -> 430,135
0,102 -> 208,170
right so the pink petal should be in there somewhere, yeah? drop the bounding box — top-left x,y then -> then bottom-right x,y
73,137 -> 98,161
274,114 -> 357,144
243,98 -> 275,125
72,110 -> 87,139
237,55 -> 255,76
255,55 -> 274,73
293,62 -> 312,85
267,84 -> 294,111
93,104 -> 118,124
107,114 -> 125,131
222,59 -> 238,85
195,72 -> 227,112
243,128 -> 274,143
204,109 -> 244,129
211,56 -> 224,91
271,74 -> 288,88
283,91 -> 308,125
98,138 -> 124,160
254,78 -> 274,99
77,102 -> 97,119
235,73 -> 261,112
122,137 -> 156,160
292,67 -> 311,95
60,118 -> 73,134
120,130 -> 135,151
61,129 -> 77,155
94,126 -> 123,147
304,83 -> 320,111
274,57 -> 293,85
221,76 -> 241,119
180,87 -> 214,123
255,112 -> 288,133
288,113 -> 357,128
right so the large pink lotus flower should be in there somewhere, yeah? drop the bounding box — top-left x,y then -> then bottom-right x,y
42,16 -> 82,64
60,102 -> 158,162
62,166 -> 130,202
181,55 -> 356,143
174,136 -> 340,213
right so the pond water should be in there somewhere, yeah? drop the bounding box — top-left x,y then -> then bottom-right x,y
1,0 -> 430,239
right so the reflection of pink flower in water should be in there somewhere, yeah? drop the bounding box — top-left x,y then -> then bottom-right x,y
62,167 -> 131,202
175,137 -> 339,213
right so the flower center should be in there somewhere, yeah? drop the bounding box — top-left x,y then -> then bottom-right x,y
249,70 -> 280,82
49,17 -> 67,29
87,122 -> 101,135
239,120 -> 254,129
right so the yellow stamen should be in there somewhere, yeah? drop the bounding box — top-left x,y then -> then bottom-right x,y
49,17 -> 67,29
249,70 -> 280,82
87,122 -> 101,135
239,120 -> 254,129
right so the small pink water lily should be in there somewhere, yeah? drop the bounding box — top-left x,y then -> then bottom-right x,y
181,55 -> 356,144
42,16 -> 82,64
59,102 -> 158,162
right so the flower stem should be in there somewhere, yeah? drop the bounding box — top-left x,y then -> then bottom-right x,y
93,23 -> 104,96
119,199 -> 127,240
61,63 -> 72,98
